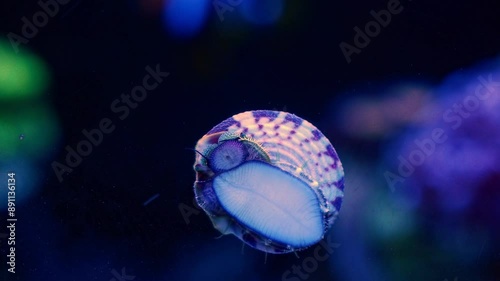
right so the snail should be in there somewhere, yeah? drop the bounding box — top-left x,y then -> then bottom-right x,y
193,110 -> 344,254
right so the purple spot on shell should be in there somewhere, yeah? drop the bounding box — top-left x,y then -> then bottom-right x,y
330,162 -> 337,169
287,136 -> 292,140
317,152 -> 322,157
258,124 -> 263,130
324,167 -> 329,172
332,197 -> 343,211
252,110 -> 279,121
284,113 -> 303,128
274,125 -> 280,130
325,145 -> 339,161
275,132 -> 279,136
207,118 -> 240,134
200,182 -> 222,214
311,130 -> 322,141
290,130 -> 296,134
243,127 -> 249,133
304,139 -> 310,143
336,177 -> 345,191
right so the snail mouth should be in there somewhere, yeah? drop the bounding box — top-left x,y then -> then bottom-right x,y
213,160 -> 324,248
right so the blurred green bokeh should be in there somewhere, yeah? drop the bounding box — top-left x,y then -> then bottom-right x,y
0,103 -> 59,159
0,39 -> 50,101
0,39 -> 58,159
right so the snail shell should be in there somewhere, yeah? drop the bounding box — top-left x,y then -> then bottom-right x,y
193,110 -> 344,254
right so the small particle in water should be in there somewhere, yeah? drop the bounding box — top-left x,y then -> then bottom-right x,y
19,134 -> 25,140
143,193 -> 160,206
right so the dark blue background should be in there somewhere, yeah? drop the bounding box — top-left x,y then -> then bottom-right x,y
1,0 -> 500,280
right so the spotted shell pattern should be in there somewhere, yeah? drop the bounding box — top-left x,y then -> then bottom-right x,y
193,110 -> 344,254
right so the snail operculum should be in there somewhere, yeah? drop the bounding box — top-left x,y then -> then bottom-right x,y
202,131 -> 272,175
